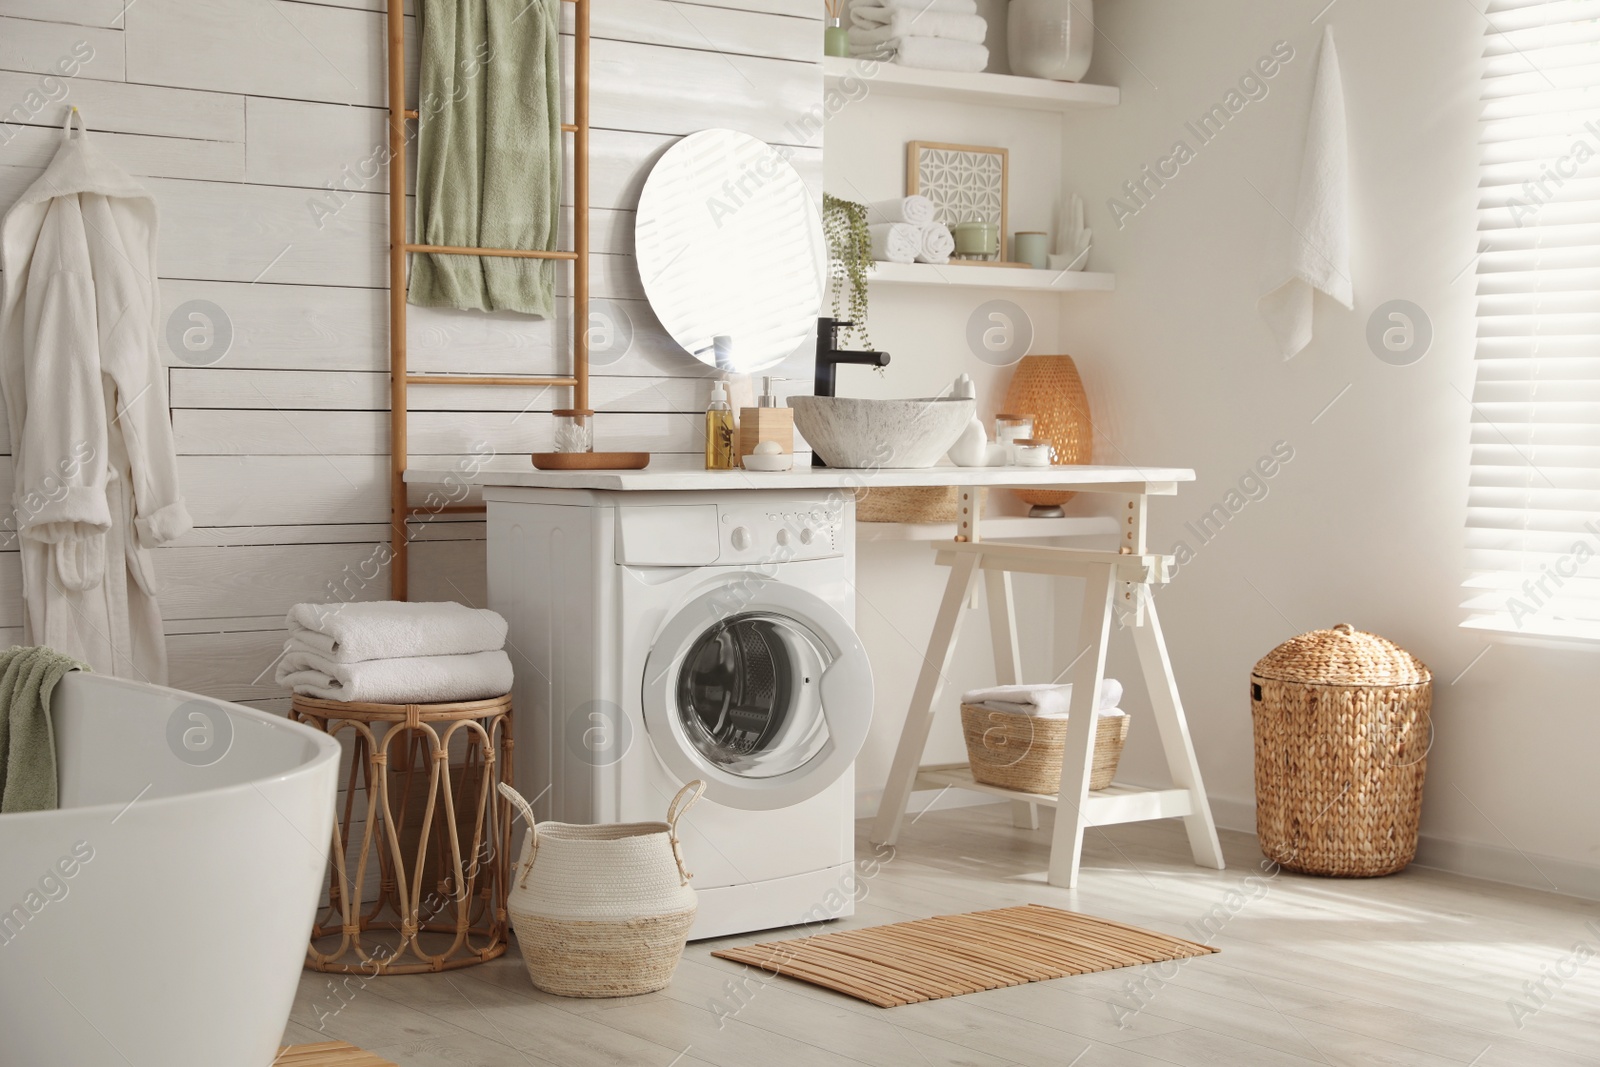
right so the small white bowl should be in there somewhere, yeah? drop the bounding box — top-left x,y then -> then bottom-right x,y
741,454 -> 794,472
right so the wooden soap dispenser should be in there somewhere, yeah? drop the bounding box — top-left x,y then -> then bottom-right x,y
738,377 -> 794,468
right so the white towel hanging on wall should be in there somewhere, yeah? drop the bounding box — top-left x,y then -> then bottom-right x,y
1259,26 -> 1352,361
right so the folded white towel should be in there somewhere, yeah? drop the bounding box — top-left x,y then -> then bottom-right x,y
962,679 -> 1124,717
1259,26 -> 1351,360
275,648 -> 515,703
980,701 -> 1126,720
917,223 -> 955,264
286,600 -> 508,663
851,37 -> 988,74
868,222 -> 920,264
868,195 -> 936,226
849,11 -> 988,44
852,0 -> 979,20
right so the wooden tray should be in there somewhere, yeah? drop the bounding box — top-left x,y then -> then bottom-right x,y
531,452 -> 649,471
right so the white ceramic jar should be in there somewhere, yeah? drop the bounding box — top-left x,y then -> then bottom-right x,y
1007,0 -> 1094,82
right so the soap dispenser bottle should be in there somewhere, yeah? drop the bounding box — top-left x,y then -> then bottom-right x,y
705,379 -> 736,470
738,377 -> 794,469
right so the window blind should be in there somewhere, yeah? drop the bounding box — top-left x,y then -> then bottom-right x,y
1463,0 -> 1600,640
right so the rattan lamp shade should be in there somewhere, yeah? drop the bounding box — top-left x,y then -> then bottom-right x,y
1001,355 -> 1092,506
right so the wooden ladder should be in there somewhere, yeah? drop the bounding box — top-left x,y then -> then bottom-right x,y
382,0 -> 593,600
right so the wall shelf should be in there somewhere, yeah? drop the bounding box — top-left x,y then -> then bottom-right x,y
823,56 -> 1120,113
856,516 -> 1117,543
866,261 -> 1115,292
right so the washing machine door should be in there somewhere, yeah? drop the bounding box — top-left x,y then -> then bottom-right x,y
642,581 -> 872,810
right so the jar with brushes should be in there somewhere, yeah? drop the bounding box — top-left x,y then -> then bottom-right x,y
553,409 -> 594,453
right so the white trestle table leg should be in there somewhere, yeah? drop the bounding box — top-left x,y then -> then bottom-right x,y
1048,565 -> 1116,888
1131,584 -> 1225,871
983,570 -> 1038,831
870,551 -> 982,846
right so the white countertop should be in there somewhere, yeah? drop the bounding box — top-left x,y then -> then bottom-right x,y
404,462 -> 1195,494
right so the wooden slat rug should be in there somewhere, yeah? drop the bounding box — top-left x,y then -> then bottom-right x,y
276,1042 -> 397,1066
711,904 -> 1218,1008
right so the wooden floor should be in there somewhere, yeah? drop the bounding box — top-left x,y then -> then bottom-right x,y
284,806 -> 1600,1066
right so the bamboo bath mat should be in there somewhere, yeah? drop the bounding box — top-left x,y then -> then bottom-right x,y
276,1042 -> 397,1066
711,904 -> 1218,1008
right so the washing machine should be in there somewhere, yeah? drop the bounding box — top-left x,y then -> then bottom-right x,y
485,485 -> 873,939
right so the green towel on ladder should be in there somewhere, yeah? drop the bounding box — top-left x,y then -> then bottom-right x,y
0,646 -> 86,814
411,0 -> 563,317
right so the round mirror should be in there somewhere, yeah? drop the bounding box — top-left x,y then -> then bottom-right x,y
635,130 -> 826,374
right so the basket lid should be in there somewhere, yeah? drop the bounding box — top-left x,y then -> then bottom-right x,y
1252,623 -> 1430,686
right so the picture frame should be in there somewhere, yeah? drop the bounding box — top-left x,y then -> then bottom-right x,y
906,141 -> 1009,257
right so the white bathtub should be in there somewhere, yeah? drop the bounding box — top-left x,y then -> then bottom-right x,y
0,673 -> 339,1067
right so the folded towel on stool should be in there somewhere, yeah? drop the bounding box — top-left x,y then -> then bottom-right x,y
867,195 -> 937,226
962,679 -> 1124,718
849,10 -> 988,44
287,601 -> 508,662
276,648 -> 514,703
850,37 -> 989,73
868,222 -> 920,264
917,223 -> 955,264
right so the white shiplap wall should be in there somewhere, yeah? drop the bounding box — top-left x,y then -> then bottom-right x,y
0,0 -> 822,709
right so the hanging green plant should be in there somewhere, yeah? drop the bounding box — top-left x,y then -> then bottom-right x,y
822,193 -> 871,348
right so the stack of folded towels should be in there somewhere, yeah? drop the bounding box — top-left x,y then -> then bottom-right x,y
275,601 -> 514,704
850,0 -> 988,74
867,195 -> 955,265
962,678 -> 1127,720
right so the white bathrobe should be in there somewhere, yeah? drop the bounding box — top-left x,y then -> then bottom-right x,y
0,113 -> 191,682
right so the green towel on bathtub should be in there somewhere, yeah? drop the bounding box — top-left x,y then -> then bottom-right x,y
410,0 -> 563,316
0,647 -> 85,813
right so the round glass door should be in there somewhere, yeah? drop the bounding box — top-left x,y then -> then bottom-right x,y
642,580 -> 874,811
675,612 -> 831,779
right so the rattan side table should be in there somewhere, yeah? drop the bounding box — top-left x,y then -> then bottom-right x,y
291,693 -> 513,975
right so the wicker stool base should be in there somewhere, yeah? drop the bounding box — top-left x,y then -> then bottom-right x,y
512,909 -> 697,997
291,694 -> 514,975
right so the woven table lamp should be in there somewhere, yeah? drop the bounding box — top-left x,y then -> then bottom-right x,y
1002,355 -> 1093,514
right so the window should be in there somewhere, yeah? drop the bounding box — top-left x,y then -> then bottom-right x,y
1463,0 -> 1600,640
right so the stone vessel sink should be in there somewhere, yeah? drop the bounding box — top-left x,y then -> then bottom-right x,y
789,396 -> 976,469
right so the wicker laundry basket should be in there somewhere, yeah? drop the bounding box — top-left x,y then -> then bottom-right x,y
498,780 -> 704,997
1251,624 -> 1432,877
961,704 -> 1128,794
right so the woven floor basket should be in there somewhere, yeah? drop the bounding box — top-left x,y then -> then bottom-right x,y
1251,624 -> 1432,878
498,781 -> 704,997
960,705 -> 1128,794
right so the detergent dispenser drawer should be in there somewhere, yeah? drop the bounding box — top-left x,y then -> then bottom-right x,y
615,505 -> 721,566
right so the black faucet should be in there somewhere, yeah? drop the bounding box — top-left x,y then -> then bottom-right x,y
814,317 -> 890,398
812,317 -> 890,466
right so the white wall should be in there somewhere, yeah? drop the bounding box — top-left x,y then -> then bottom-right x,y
1056,0 -> 1600,894
0,0 -> 821,713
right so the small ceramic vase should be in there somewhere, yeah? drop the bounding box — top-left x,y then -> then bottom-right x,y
1008,0 -> 1094,82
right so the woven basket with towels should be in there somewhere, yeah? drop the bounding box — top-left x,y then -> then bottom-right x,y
498,780 -> 705,998
959,680 -> 1128,795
